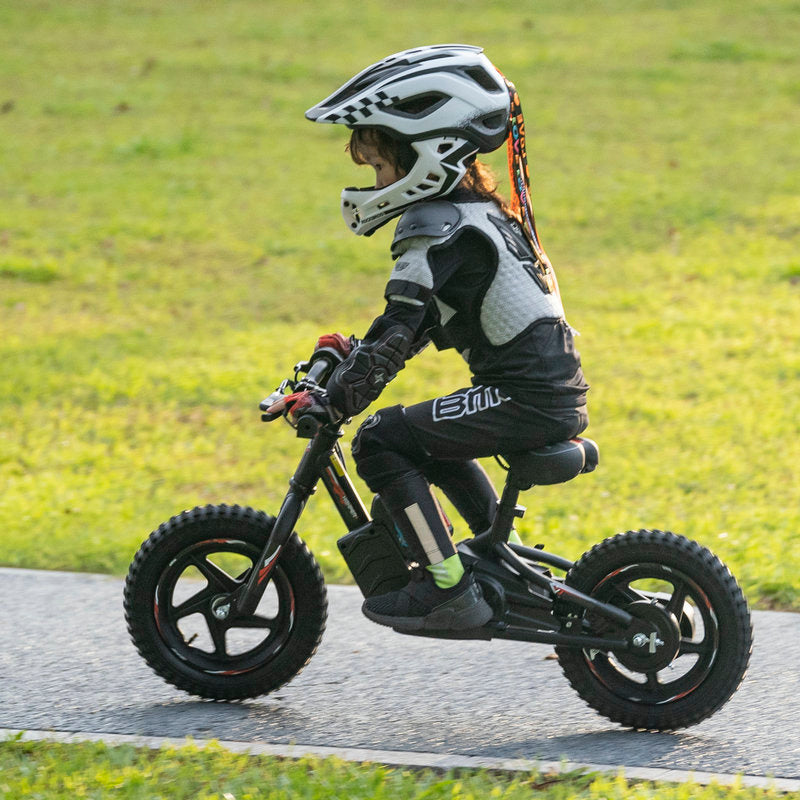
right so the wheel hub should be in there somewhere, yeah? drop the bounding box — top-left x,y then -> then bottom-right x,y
616,600 -> 681,672
211,595 -> 232,620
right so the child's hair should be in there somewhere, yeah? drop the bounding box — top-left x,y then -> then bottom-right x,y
347,127 -> 516,220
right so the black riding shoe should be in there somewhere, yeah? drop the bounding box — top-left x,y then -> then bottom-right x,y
362,570 -> 493,632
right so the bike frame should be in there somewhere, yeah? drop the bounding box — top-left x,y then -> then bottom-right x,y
232,415 -> 639,655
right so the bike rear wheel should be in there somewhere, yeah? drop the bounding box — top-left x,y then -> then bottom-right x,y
556,529 -> 752,730
124,504 -> 327,700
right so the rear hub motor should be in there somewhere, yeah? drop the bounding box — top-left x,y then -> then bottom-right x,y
616,600 -> 681,673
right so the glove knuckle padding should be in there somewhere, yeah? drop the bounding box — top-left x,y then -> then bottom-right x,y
328,325 -> 413,417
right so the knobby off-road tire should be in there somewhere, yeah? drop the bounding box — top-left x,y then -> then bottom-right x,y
124,504 -> 327,700
556,529 -> 752,731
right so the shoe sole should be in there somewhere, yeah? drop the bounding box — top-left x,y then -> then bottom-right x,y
362,585 -> 493,633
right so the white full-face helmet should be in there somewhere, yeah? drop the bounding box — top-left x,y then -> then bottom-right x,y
306,44 -> 511,235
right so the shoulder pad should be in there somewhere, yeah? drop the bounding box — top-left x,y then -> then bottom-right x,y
391,201 -> 461,256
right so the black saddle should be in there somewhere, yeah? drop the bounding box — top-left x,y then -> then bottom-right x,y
504,437 -> 599,489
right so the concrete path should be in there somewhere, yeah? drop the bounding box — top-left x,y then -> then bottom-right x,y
1,568 -> 798,787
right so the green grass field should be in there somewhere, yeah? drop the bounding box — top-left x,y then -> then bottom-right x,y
1,0 -> 799,608
2,737 -> 798,800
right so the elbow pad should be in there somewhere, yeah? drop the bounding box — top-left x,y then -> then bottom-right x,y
327,325 -> 413,417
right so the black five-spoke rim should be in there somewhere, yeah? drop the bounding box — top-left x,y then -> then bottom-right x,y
154,539 -> 295,675
584,562 -> 719,704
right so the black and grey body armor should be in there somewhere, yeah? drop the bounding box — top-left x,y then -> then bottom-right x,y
384,193 -> 588,407
328,191 -> 588,415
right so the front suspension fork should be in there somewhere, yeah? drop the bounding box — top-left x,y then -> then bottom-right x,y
233,425 -> 349,617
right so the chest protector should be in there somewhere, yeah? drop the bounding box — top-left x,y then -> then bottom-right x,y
387,200 -> 565,355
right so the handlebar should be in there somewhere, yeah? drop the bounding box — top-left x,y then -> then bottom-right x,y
259,348 -> 343,425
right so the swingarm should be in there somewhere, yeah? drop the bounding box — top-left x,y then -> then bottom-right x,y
443,539 -> 638,655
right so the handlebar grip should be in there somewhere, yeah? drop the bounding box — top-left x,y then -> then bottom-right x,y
305,353 -> 336,387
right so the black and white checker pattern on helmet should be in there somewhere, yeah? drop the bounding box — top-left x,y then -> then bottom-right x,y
305,44 -> 511,236
322,91 -> 401,125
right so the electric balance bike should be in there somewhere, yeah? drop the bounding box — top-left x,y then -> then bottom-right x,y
124,348 -> 753,730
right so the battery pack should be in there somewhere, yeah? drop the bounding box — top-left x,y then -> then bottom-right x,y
337,520 -> 411,599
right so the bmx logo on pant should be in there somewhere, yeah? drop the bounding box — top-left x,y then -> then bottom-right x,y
432,386 -> 507,421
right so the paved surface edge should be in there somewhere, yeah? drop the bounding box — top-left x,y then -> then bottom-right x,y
3,728 -> 799,792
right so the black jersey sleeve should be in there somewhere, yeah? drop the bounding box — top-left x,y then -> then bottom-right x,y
326,288 -> 433,417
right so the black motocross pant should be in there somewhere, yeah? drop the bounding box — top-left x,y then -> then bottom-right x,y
351,385 -> 588,565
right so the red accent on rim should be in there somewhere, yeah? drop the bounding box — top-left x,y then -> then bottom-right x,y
587,655 -> 608,687
214,668 -> 256,676
595,566 -> 626,590
666,685 -> 699,702
695,584 -> 713,611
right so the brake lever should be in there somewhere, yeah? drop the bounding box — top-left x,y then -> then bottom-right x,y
294,360 -> 313,381
259,379 -> 295,421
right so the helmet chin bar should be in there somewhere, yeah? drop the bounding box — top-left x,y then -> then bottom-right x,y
340,136 -> 478,236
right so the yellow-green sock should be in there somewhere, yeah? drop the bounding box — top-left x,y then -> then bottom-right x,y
426,553 -> 464,588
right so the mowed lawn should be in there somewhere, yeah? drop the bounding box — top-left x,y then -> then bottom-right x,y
1,0 -> 798,607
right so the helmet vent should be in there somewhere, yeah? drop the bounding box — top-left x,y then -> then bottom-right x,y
480,113 -> 506,130
388,93 -> 446,118
437,142 -> 455,154
463,66 -> 503,93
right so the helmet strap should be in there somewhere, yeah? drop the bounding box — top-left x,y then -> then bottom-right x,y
502,77 -> 557,294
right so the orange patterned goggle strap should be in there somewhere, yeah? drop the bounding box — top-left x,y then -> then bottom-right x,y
502,76 -> 556,288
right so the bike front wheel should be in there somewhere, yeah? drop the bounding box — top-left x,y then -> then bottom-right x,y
124,504 -> 327,700
556,529 -> 752,730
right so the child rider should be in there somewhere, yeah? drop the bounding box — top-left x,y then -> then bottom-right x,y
268,45 -> 589,633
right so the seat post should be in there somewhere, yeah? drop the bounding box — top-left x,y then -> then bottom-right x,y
488,472 -> 527,546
